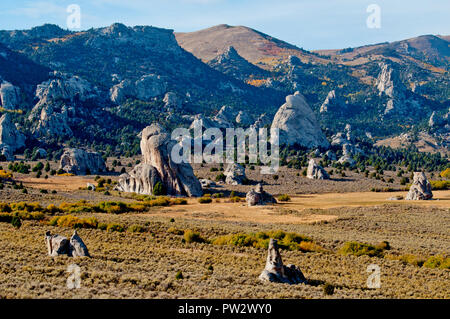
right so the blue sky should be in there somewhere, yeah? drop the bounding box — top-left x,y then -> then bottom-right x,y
1,0 -> 449,50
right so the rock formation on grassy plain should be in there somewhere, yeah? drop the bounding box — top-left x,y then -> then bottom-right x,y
246,183 -> 276,206
69,230 -> 90,257
259,238 -> 307,284
0,113 -> 25,160
406,172 -> 433,200
59,148 -> 106,175
271,92 -> 329,149
224,162 -> 247,185
117,123 -> 202,197
45,230 -> 90,257
116,163 -> 162,195
306,159 -> 330,180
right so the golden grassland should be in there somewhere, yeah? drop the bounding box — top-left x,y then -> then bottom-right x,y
0,197 -> 448,299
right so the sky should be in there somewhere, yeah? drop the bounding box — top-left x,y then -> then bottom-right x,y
0,0 -> 449,50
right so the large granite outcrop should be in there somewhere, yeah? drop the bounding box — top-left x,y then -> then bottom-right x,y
0,80 -> 21,109
320,90 -> 345,114
115,163 -> 162,195
117,123 -> 202,197
0,113 -> 26,160
29,72 -> 99,138
110,74 -> 167,104
59,148 -> 106,175
45,230 -> 90,257
271,92 -> 329,149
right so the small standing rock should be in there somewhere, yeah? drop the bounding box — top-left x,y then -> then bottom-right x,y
406,172 -> 433,200
45,231 -> 70,256
224,163 -> 247,185
246,183 -> 276,206
306,159 -> 330,180
259,239 -> 307,284
45,230 -> 90,257
70,230 -> 90,257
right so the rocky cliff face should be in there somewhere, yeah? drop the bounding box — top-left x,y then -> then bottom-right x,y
320,90 -> 345,114
59,148 -> 106,175
0,113 -> 26,160
118,123 -> 202,197
28,72 -> 100,138
0,80 -> 21,109
271,92 -> 329,149
110,74 -> 167,104
208,46 -> 268,81
375,61 -> 424,117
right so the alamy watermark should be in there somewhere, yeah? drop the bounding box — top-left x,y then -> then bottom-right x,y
170,119 -> 280,174
366,4 -> 381,29
66,4 -> 81,29
366,264 -> 381,289
67,263 -> 81,289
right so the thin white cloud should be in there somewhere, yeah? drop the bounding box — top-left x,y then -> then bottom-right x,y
9,1 -> 66,19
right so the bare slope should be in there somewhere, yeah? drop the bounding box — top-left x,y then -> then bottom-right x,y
175,24 -> 329,66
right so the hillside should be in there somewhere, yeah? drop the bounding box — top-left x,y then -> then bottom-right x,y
0,23 -> 283,114
0,22 -> 447,160
176,24 -> 330,67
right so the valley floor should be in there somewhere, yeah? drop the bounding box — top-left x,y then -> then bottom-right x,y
0,192 -> 448,299
0,162 -> 448,299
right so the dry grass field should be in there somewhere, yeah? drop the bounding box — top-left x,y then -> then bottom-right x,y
0,163 -> 448,299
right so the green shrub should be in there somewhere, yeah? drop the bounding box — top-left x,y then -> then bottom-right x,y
430,180 -> 450,190
277,194 -> 291,202
423,255 -> 450,269
198,197 -> 212,204
11,216 -> 21,229
0,202 -> 12,213
323,283 -> 335,295
144,197 -> 171,207
152,181 -> 166,196
440,168 -> 450,179
175,271 -> 183,280
167,227 -> 184,235
171,198 -> 187,205
127,224 -> 146,233
339,241 -> 385,257
98,223 -> 108,230
215,173 -> 226,182
183,230 -> 205,243
49,215 -> 98,229
107,223 -> 125,232
228,196 -> 242,203
212,230 -> 320,252
97,201 -> 128,214
0,213 -> 12,223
